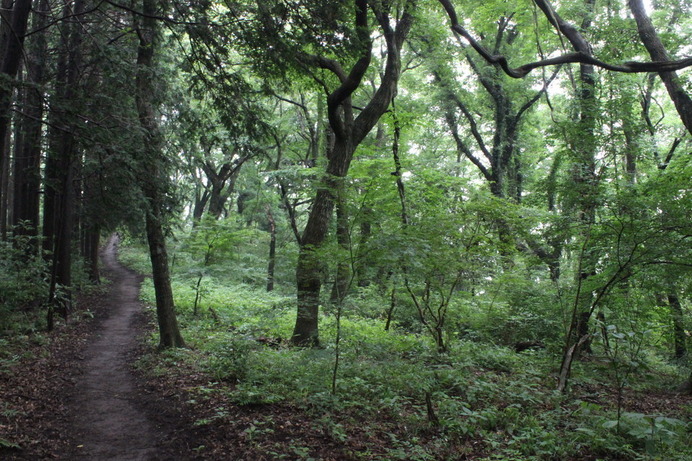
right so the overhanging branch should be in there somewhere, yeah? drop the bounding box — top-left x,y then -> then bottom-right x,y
436,0 -> 692,79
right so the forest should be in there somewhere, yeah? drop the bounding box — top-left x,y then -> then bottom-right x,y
0,0 -> 691,459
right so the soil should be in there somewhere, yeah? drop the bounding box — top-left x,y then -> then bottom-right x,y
0,235 -> 197,460
67,235 -> 159,459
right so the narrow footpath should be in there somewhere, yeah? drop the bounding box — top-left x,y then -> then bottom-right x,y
68,234 -> 159,460
1,235 -> 201,460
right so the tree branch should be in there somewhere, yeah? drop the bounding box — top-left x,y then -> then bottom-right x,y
443,107 -> 492,181
629,0 -> 692,134
436,0 -> 692,79
326,0 -> 372,141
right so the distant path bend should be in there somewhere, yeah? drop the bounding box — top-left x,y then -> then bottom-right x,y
69,233 -> 158,460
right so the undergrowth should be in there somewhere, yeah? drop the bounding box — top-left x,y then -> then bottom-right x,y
124,239 -> 691,461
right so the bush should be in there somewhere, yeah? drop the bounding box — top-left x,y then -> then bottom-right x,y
0,236 -> 49,333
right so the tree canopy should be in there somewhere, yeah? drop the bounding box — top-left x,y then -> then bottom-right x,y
0,0 -> 690,458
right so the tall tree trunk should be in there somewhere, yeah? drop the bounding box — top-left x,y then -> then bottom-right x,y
0,128 -> 9,239
144,208 -> 185,348
135,0 -> 185,348
291,2 -> 413,346
294,177 -> 342,346
42,0 -> 67,255
11,1 -> 48,246
629,0 -> 692,135
266,207 -> 276,292
533,0 -> 600,392
0,0 -> 32,233
45,0 -> 85,325
667,292 -> 686,360
193,187 -> 210,222
84,223 -> 100,284
330,183 -> 351,303
355,213 -> 372,287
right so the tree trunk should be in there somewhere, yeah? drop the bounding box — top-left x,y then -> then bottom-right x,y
136,0 -> 185,348
192,186 -> 209,223
534,0 -> 600,391
266,207 -> 276,292
667,292 -> 686,360
0,128 -> 9,239
330,183 -> 351,303
291,3 -> 413,346
12,0 -> 47,245
294,181 -> 341,346
355,217 -> 372,287
85,224 -> 100,284
207,174 -> 228,218
203,160 -> 245,220
144,207 -> 185,348
41,13 -> 69,259
44,0 -> 85,323
629,0 -> 692,135
0,0 -> 32,228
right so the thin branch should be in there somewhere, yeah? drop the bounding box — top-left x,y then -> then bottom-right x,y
515,65 -> 561,122
443,107 -> 492,181
658,137 -> 682,170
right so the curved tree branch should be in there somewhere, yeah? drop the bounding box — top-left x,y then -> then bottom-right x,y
444,108 -> 492,181
326,0 -> 372,141
629,0 -> 692,134
436,0 -> 692,79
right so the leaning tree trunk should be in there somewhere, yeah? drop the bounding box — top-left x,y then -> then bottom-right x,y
629,0 -> 692,135
135,0 -> 185,348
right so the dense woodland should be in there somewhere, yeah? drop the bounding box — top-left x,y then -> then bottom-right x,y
1,0 -> 691,459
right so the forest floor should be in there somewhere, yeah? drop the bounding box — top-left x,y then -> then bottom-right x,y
1,236 -> 690,460
0,235 -> 201,460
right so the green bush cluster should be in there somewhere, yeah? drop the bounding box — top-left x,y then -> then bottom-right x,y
0,236 -> 49,333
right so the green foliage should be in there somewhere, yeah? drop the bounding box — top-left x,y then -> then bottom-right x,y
113,2 -> 692,457
205,338 -> 254,382
574,402 -> 691,460
0,235 -> 49,333
117,239 -> 153,276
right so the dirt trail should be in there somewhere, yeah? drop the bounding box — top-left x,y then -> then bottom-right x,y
68,234 -> 159,460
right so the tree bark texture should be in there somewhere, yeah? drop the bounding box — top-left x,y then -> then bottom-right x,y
329,183 -> 351,304
136,0 -> 185,348
266,207 -> 276,292
0,0 -> 32,219
12,0 -> 50,246
629,0 -> 692,135
291,2 -> 413,346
